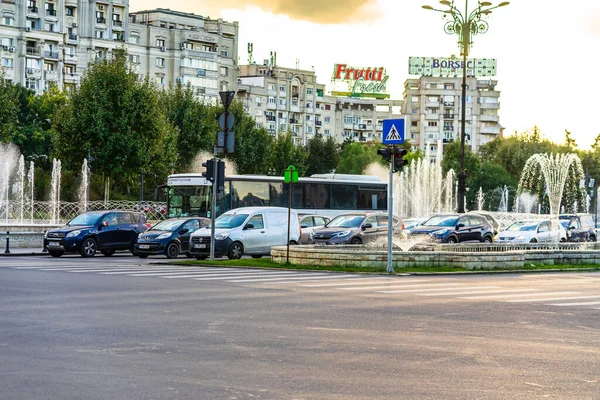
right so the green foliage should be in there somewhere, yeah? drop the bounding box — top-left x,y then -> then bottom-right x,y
337,142 -> 380,174
469,162 -> 518,211
269,132 -> 308,176
52,49 -> 177,193
305,135 -> 340,176
0,79 -> 21,142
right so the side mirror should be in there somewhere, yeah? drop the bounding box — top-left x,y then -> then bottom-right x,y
301,224 -> 308,229
456,223 -> 465,229
244,223 -> 255,230
569,226 -> 576,230
179,228 -> 189,235
362,223 -> 373,230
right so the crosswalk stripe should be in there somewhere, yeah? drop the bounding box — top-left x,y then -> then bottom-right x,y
351,283 -> 464,292
460,291 -> 578,300
301,279 -> 410,288
99,268 -> 260,275
193,272 -> 330,281
420,288 -> 535,296
130,271 -> 297,278
546,301 -> 600,306
235,275 -> 362,284
69,267 -> 206,273
504,295 -> 600,303
377,285 -> 497,294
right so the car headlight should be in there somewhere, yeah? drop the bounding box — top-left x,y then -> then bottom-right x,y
333,230 -> 351,238
215,232 -> 230,240
431,229 -> 450,236
66,230 -> 81,238
156,233 -> 171,240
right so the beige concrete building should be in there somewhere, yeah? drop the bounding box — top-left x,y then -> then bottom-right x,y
237,61 -> 403,145
0,2 -> 238,101
403,76 -> 502,160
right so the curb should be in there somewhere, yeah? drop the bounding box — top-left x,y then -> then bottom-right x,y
0,252 -> 48,257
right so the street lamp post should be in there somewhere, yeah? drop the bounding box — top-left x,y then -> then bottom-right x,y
422,0 -> 508,213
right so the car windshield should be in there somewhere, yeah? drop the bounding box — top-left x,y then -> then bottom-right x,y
327,215 -> 365,228
424,215 -> 459,227
215,214 -> 249,229
506,221 -> 537,231
67,213 -> 103,226
559,220 -> 570,228
151,220 -> 182,232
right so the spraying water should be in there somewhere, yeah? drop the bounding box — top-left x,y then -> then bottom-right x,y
477,187 -> 485,211
27,161 -> 34,223
49,158 -> 62,223
79,158 -> 89,212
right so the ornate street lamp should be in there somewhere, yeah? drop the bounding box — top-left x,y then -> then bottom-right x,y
422,0 -> 508,213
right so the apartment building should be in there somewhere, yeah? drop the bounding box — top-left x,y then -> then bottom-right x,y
403,57 -> 502,160
0,2 -> 238,101
237,61 -> 403,145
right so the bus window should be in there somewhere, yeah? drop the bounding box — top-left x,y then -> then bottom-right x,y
281,184 -> 303,208
330,185 -> 358,209
359,189 -> 387,210
269,183 -> 285,207
231,181 -> 270,208
304,184 -> 330,209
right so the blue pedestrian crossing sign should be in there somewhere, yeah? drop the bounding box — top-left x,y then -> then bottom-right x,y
382,119 -> 405,145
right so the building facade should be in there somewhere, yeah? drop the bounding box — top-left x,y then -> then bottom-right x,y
402,76 -> 502,161
237,62 -> 403,145
0,3 -> 238,101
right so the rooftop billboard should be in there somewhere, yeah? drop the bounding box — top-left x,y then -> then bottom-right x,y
330,64 -> 390,99
409,57 -> 497,77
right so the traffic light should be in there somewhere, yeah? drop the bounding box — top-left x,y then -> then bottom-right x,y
377,147 -> 392,162
202,159 -> 214,182
394,148 -> 408,172
216,160 -> 225,192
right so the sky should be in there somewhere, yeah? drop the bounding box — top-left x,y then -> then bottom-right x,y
130,0 -> 600,149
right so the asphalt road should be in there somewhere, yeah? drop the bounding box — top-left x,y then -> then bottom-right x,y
1,255 -> 599,399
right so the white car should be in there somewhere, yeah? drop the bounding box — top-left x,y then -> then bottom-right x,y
299,214 -> 331,244
496,219 -> 567,243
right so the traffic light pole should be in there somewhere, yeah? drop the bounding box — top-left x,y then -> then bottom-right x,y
387,149 -> 394,274
209,153 -> 218,261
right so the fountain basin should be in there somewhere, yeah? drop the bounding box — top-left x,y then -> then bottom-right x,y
271,243 -> 600,270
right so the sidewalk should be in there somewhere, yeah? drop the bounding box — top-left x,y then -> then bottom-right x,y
0,247 -> 48,256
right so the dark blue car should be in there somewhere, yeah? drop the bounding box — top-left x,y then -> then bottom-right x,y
44,211 -> 149,257
134,217 -> 210,259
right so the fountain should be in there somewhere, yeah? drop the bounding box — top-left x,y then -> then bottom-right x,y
0,143 -> 20,222
497,185 -> 509,212
514,192 -> 538,214
477,187 -> 485,211
49,158 -> 62,224
79,158 -> 90,212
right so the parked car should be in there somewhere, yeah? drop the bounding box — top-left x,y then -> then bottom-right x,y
134,217 -> 210,259
496,219 -> 567,243
559,213 -> 597,242
471,211 -> 502,235
403,218 -> 427,236
409,213 -> 495,243
189,207 -> 301,260
308,211 -> 403,245
44,211 -> 149,257
298,214 -> 331,244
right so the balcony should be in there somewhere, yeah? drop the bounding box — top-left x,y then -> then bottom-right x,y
480,102 -> 499,110
64,73 -> 80,84
479,114 -> 499,122
425,101 -> 440,108
96,17 -> 106,24
45,9 -> 57,18
315,120 -> 322,127
113,20 -> 123,28
443,114 -> 454,119
65,0 -> 77,5
266,102 -> 276,110
25,68 -> 42,78
481,126 -> 501,135
65,33 -> 78,44
425,113 -> 439,120
44,51 -> 59,59
27,6 -> 39,15
26,47 -> 41,56
44,70 -> 58,81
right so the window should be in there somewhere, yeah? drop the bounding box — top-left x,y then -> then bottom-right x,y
411,121 -> 418,127
26,58 -> 41,69
66,7 -> 74,16
129,33 -> 140,44
2,58 -> 13,68
156,39 -> 165,48
324,116 -> 331,123
2,16 -> 14,26
324,129 -> 331,135
279,84 -> 286,92
1,38 -> 14,47
411,95 -> 419,103
268,83 -> 276,91
268,96 -> 276,104
220,66 -> 228,76
306,87 -> 314,95
95,30 -> 104,39
231,182 -> 270,208
304,184 -> 329,208
330,185 -> 358,209
255,96 -> 263,104
220,50 -> 228,57
155,76 -> 164,85
344,116 -> 353,124
202,44 -> 212,52
45,22 -> 56,32
25,78 -> 38,91
428,121 -> 438,127
307,126 -> 313,133
129,54 -> 140,64
196,69 -> 206,76
156,57 -> 165,67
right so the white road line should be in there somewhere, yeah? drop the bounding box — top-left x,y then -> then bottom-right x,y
233,275 -> 362,283
193,272 -> 330,281
132,271 -> 297,278
546,301 -> 600,306
350,283 -> 464,292
504,295 -> 600,303
542,280 -> 600,286
127,269 -> 289,277
99,268 -> 260,275
460,291 -> 578,300
377,285 -> 499,294
69,267 -> 207,273
301,279 -> 415,288
419,288 -> 541,297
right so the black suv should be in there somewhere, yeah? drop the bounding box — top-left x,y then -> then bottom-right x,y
559,214 -> 596,242
44,211 -> 149,257
409,213 -> 495,243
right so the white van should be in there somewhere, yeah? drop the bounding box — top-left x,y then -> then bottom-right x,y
188,207 -> 301,260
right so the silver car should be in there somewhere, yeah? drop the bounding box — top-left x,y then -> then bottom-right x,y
299,214 -> 331,244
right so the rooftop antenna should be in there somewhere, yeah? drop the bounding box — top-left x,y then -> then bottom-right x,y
247,43 -> 254,64
296,58 -> 299,69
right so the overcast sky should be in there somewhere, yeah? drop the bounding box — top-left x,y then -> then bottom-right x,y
131,0 -> 600,149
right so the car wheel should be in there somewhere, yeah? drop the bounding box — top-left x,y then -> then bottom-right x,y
195,255 -> 208,260
166,242 -> 180,259
446,236 -> 458,244
589,236 -> 597,242
137,254 -> 149,259
185,252 -> 193,258
101,250 -> 115,256
48,251 -> 63,258
529,238 -> 537,243
251,255 -> 263,259
560,237 -> 567,243
483,236 -> 493,243
349,237 -> 362,245
80,238 -> 97,257
228,242 -> 243,260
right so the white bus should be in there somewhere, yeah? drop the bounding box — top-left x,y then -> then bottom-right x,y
160,173 -> 387,219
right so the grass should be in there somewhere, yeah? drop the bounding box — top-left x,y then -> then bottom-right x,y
169,258 -> 600,275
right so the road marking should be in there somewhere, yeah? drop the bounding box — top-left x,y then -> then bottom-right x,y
461,291 -> 578,300
504,295 -> 600,303
301,279 -> 414,287
233,275 -> 362,283
377,286 -> 502,294
419,288 -> 539,296
99,268 -> 261,275
546,301 -> 600,306
366,283 -> 469,292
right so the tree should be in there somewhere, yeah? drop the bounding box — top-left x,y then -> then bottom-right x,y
337,142 -> 380,174
269,132 -> 308,176
564,129 -> 577,149
0,79 -> 23,143
161,82 -> 217,172
52,49 -> 177,195
305,135 -> 340,176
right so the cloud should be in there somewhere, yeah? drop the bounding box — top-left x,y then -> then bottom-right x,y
223,0 -> 381,24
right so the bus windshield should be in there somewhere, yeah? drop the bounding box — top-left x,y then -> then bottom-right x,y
167,186 -> 212,218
